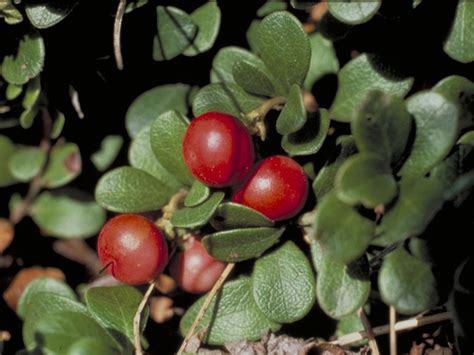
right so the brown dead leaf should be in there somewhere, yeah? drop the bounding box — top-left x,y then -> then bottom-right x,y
3,266 -> 65,310
0,218 -> 14,253
154,274 -> 177,294
150,296 -> 174,323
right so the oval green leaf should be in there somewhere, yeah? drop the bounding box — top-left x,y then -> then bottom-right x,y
379,248 -> 438,315
184,180 -> 210,207
233,59 -> 275,97
210,46 -> 259,83
276,84 -> 306,135
171,192 -> 224,228
304,33 -> 339,90
330,54 -> 414,122
8,147 -> 46,182
210,202 -> 274,230
314,191 -> 375,264
25,1 -> 77,29
95,167 -> 172,213
67,337 -> 121,355
0,135 -> 18,187
180,277 -> 281,345
443,0 -> 474,63
252,241 -> 316,323
91,135 -> 123,172
183,2 -> 221,56
328,0 -> 381,25
202,227 -> 284,262
42,142 -> 82,188
335,153 -> 398,208
31,191 -> 106,239
153,6 -> 197,61
399,92 -> 459,177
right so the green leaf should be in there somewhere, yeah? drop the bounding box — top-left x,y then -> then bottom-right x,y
327,0 -> 381,25
379,248 -> 438,315
95,167 -> 172,213
314,191 -> 375,264
150,110 -> 194,185
246,20 -> 261,54
281,108 -> 330,156
313,240 -> 370,319
210,202 -> 274,230
51,110 -> 65,139
458,131 -> 474,145
374,177 -> 444,246
304,33 -> 340,90
85,285 -> 147,346
352,91 -> 413,163
1,33 -> 45,85
192,83 -> 265,120
254,11 -> 311,95
126,83 -> 190,138
210,46 -> 259,83
276,84 -> 306,135
129,126 -> 183,192
183,2 -> 221,56
30,191 -> 106,239
67,337 -> 121,355
313,136 -> 357,200
25,1 -> 77,29
0,134 -> 17,187
91,135 -> 123,172
125,0 -> 148,13
399,92 -> 459,177
432,75 -> 474,131
33,311 -> 120,354
335,153 -> 398,208
202,227 -> 284,262
8,147 -> 46,182
330,54 -> 414,122
0,2 -> 23,24
42,142 -> 81,188
180,277 -> 281,345
251,241 -> 316,323
336,313 -> 367,345
444,0 -> 474,63
19,105 -> 39,129
233,59 -> 275,97
153,6 -> 197,61
0,118 -> 19,129
429,146 -> 473,191
184,180 -> 210,207
171,192 -> 224,228
23,293 -> 87,350
17,277 -> 76,320
6,83 -> 22,100
257,0 -> 287,17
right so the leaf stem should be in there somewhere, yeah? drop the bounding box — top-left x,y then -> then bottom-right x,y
133,281 -> 155,355
177,263 -> 235,354
244,96 -> 286,141
113,0 -> 127,70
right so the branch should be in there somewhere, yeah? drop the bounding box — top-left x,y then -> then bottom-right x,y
113,0 -> 127,70
389,306 -> 397,355
177,263 -> 235,354
133,282 -> 155,355
332,312 -> 451,346
357,307 -> 380,355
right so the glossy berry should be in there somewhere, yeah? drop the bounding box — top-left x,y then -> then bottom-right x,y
97,214 -> 168,285
232,155 -> 308,221
169,235 -> 226,294
182,112 -> 254,187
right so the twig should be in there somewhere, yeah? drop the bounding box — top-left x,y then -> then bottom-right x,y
332,312 -> 451,346
357,307 -> 380,355
69,86 -> 85,119
389,306 -> 397,355
177,263 -> 235,354
133,282 -> 155,355
113,0 -> 127,70
244,96 -> 286,141
53,240 -> 102,274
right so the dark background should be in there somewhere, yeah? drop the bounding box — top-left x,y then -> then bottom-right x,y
1,0 -> 473,354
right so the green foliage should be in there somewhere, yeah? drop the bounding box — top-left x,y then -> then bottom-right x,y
30,191 -> 106,239
276,85 -> 306,135
184,180 -> 210,207
304,33 -> 339,90
25,1 -> 77,29
180,278 -> 281,345
327,0 -> 381,25
251,241 -> 316,323
42,142 -> 82,188
0,134 -> 18,187
171,192 -> 225,228
444,1 -> 474,63
8,147 -> 46,182
211,202 -> 274,230
91,135 -> 123,172
210,46 -> 258,83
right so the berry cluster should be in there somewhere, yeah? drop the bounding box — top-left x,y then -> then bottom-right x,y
97,112 -> 308,292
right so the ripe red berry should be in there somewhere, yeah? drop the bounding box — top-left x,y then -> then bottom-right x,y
97,214 -> 168,285
232,155 -> 308,221
182,112 -> 254,187
169,235 -> 226,294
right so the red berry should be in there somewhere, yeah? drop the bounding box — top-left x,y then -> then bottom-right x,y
182,112 -> 254,187
97,214 -> 168,285
232,155 -> 308,221
169,235 -> 226,294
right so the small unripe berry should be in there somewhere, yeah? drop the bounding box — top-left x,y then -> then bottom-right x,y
232,155 -> 308,221
169,235 -> 226,294
97,214 -> 168,285
182,112 -> 254,187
